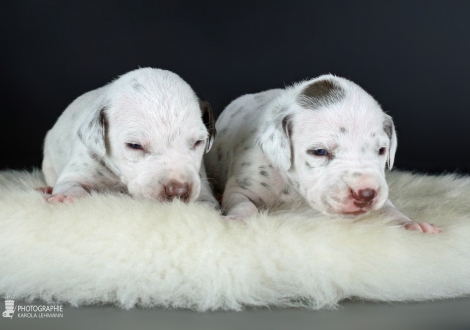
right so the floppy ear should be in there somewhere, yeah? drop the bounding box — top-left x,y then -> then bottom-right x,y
199,100 -> 216,152
256,114 -> 293,172
77,106 -> 108,158
384,116 -> 397,170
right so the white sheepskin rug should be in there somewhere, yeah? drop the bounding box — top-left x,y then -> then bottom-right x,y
0,170 -> 469,311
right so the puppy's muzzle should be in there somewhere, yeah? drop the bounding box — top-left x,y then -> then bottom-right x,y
163,181 -> 192,202
351,188 -> 377,208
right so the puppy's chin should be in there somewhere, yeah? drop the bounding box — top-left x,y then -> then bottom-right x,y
307,198 -> 382,218
318,200 -> 388,219
129,188 -> 201,203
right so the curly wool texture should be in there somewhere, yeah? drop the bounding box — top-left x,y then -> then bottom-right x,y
0,170 -> 469,311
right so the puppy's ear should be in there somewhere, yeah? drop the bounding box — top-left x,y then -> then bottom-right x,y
199,100 -> 216,152
78,105 -> 108,158
256,113 -> 293,172
384,115 -> 397,170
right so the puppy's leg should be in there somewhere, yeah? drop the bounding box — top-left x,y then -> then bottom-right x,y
382,200 -> 442,234
197,165 -> 220,209
46,161 -> 95,202
222,177 -> 259,219
37,150 -> 58,195
48,180 -> 89,203
198,187 -> 219,209
42,150 -> 58,186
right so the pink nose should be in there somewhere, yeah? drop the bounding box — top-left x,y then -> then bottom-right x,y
352,188 -> 376,208
163,181 -> 191,202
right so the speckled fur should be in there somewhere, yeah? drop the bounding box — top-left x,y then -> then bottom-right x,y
205,75 -> 440,233
43,68 -> 217,206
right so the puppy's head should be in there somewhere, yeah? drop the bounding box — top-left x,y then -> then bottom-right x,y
78,68 -> 216,202
257,75 -> 397,216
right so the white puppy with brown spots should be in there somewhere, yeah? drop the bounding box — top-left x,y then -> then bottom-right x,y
206,75 -> 441,233
42,68 -> 218,206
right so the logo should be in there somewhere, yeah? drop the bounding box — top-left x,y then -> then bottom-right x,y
2,296 -> 15,319
2,296 -> 63,319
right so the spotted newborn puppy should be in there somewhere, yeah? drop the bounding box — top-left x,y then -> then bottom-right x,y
205,75 -> 441,233
42,67 -> 218,206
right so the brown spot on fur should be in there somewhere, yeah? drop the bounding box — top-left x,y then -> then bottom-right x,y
297,79 -> 345,110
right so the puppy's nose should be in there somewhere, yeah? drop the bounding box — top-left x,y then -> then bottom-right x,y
352,188 -> 376,208
164,181 -> 191,202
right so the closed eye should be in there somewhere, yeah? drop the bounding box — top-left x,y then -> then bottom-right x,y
126,143 -> 144,150
193,139 -> 205,149
307,149 -> 329,157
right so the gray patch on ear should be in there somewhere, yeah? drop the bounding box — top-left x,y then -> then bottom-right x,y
383,118 -> 393,140
101,108 -> 110,152
282,114 -> 295,167
297,79 -> 346,110
199,100 -> 216,152
78,103 -> 109,158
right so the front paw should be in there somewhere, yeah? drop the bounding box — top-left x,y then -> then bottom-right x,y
44,184 -> 89,203
35,186 -> 75,203
221,215 -> 245,221
47,194 -> 76,203
403,222 -> 443,234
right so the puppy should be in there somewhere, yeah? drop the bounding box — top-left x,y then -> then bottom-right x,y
205,75 -> 441,233
42,68 -> 218,206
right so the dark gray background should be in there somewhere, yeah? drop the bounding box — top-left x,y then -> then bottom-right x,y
1,0 -> 469,173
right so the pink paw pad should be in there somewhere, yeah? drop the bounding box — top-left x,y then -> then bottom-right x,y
47,194 -> 75,203
222,215 -> 246,222
404,222 -> 443,234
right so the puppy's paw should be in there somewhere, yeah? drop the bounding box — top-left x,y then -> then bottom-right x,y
221,215 -> 245,221
47,194 -> 76,203
404,221 -> 443,234
44,184 -> 89,203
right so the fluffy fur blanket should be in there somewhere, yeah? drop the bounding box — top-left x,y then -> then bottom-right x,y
0,170 -> 469,311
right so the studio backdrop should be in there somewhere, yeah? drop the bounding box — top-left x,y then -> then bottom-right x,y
1,0 -> 469,173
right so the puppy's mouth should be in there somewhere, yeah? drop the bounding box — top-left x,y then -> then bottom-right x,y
342,209 -> 368,216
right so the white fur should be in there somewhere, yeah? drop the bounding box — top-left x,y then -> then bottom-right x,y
43,68 -> 217,205
205,75 -> 438,232
0,169 -> 469,310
